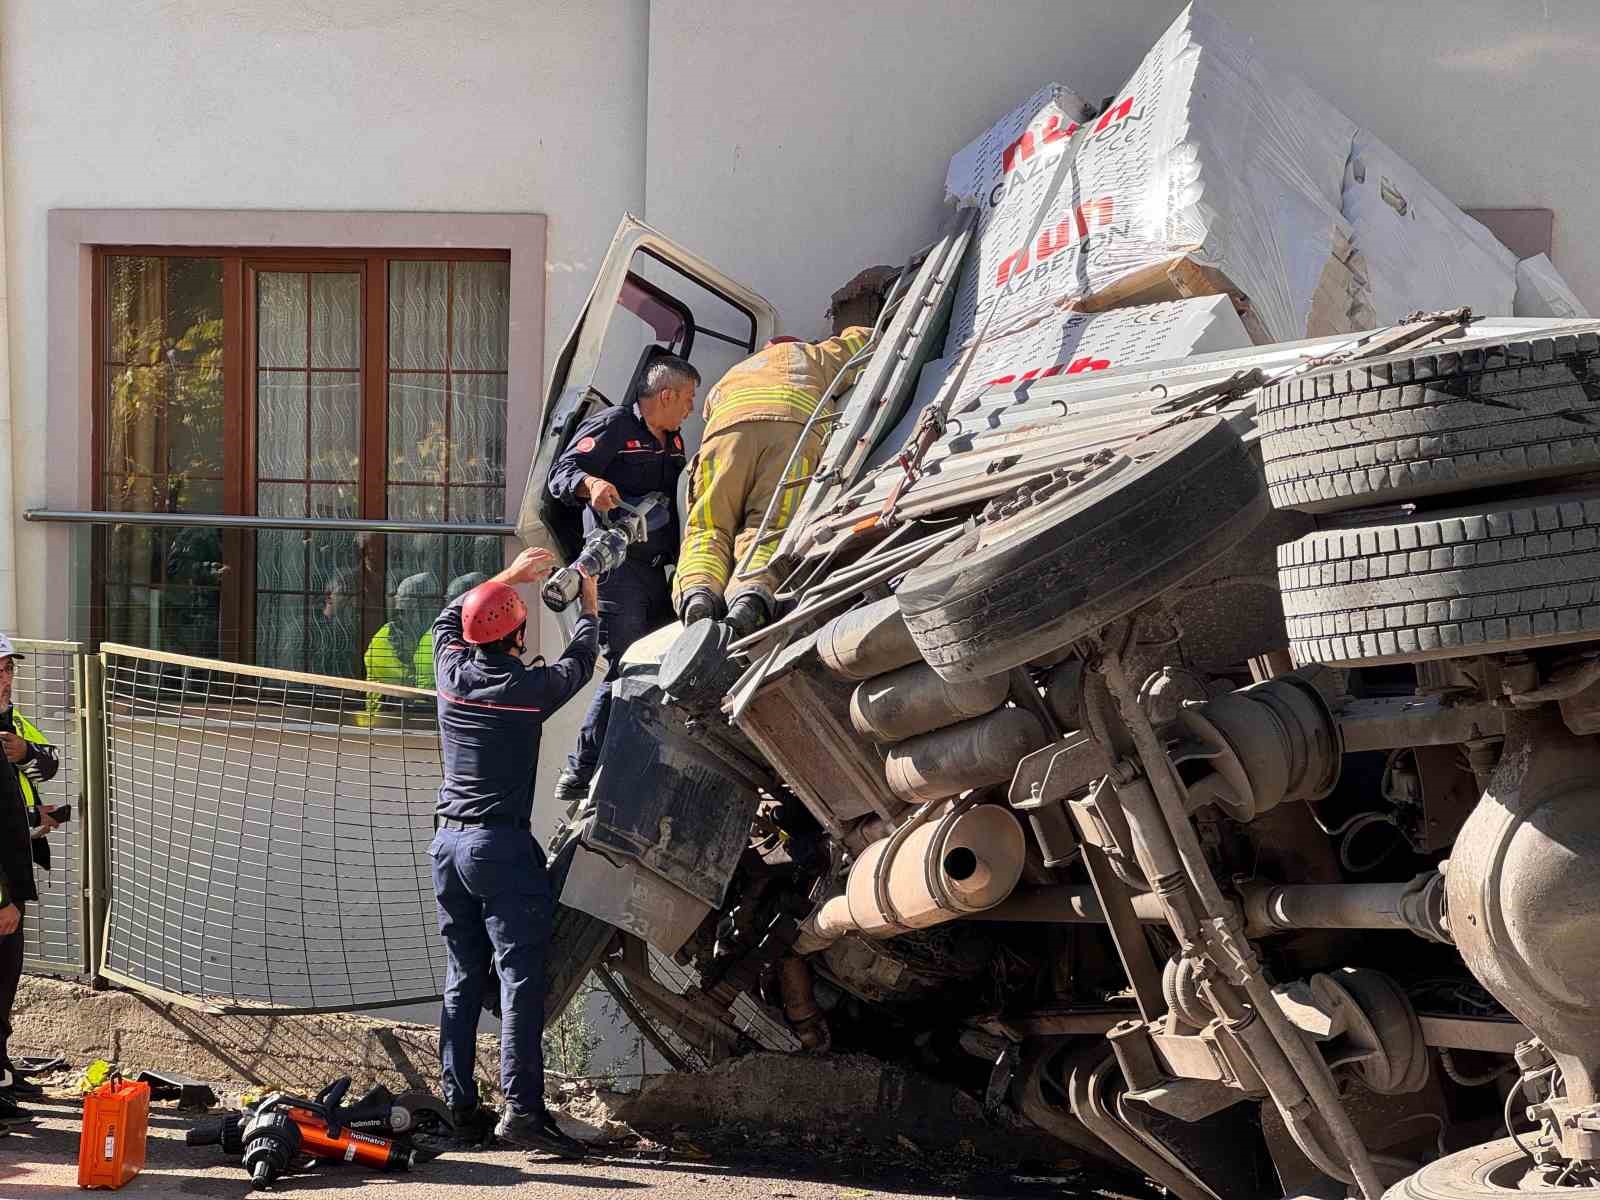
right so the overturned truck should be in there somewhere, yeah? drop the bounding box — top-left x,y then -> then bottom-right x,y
520,7 -> 1600,1196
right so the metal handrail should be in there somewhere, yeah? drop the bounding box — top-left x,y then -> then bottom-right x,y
24,509 -> 514,536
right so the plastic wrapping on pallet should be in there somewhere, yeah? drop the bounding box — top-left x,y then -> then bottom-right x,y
872,296 -> 1251,465
1514,253 -> 1589,320
946,2 -> 1362,351
944,83 -> 1095,209
1341,130 -> 1517,325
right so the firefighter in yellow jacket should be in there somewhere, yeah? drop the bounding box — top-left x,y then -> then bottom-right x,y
673,326 -> 872,636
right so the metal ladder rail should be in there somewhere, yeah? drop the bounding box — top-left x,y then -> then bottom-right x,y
728,270 -> 915,582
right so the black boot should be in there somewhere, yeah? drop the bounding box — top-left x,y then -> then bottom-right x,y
0,1064 -> 41,1098
449,1103 -> 497,1148
725,593 -> 772,640
495,1108 -> 590,1159
0,1093 -> 33,1127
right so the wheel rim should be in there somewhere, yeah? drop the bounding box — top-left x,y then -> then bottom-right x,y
977,451 -> 1133,551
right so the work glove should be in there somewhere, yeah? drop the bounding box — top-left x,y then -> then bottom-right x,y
725,593 -> 772,640
679,588 -> 725,626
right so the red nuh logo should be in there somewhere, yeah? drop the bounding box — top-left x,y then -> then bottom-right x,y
1000,95 -> 1138,176
985,356 -> 1111,388
994,197 -> 1117,286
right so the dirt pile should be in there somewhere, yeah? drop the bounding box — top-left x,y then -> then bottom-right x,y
17,979 -> 1080,1184
12,977 -> 504,1102
616,1052 -> 1062,1164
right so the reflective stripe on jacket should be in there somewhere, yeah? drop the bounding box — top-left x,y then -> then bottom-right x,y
4,706 -> 59,891
701,327 -> 871,438
11,710 -> 57,812
432,599 -> 599,826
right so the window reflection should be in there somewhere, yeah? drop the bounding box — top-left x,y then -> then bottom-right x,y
101,255 -> 227,659
363,260 -> 508,708
360,541 -> 495,720
254,270 -> 363,675
95,252 -> 512,683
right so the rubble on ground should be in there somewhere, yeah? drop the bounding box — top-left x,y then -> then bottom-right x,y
548,1076 -> 637,1143
614,1052 -> 1062,1164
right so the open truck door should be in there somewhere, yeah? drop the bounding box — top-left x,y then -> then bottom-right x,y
515,215 -> 778,579
527,218 -> 778,1011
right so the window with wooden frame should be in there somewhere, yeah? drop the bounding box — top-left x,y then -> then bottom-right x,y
95,248 -> 511,681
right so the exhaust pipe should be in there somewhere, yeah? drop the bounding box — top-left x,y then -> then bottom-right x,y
778,956 -> 831,1051
796,801 -> 1026,954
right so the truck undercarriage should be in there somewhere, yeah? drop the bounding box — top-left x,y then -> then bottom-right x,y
521,108 -> 1600,1195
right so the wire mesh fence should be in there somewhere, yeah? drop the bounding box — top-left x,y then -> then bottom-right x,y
98,645 -> 448,1012
16,640 -> 89,978
18,638 -> 793,1087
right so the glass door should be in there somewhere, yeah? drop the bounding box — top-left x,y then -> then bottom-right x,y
248,264 -> 365,675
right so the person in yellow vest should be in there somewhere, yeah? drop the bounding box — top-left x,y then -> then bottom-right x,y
672,326 -> 874,636
0,639 -> 62,874
0,635 -> 62,1123
364,572 -> 439,717
413,572 -> 488,691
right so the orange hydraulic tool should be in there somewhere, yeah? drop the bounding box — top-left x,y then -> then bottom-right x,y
188,1078 -> 446,1189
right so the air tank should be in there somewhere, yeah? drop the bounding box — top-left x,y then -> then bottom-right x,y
816,596 -> 921,680
849,661 -> 1008,743
883,707 -> 1049,803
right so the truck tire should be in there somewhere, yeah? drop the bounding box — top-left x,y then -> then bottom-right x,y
899,417 -> 1268,681
1383,1136 -> 1561,1197
1279,492 -> 1600,667
1260,327 -> 1600,514
544,835 -> 618,1024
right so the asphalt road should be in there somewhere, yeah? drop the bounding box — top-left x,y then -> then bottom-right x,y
0,1095 -> 1091,1200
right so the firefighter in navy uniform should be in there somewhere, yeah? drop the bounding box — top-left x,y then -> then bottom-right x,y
546,354 -> 700,814
429,548 -> 599,1155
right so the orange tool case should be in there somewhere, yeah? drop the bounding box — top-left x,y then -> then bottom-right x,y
77,1079 -> 150,1189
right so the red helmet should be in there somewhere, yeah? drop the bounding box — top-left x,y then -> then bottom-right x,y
460,580 -> 527,645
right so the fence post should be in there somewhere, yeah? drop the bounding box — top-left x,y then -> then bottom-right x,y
81,651 -> 109,987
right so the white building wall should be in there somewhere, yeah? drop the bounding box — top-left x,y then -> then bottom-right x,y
0,0 -> 650,639
646,0 -> 1600,337
5,0 -> 1599,679
7,0 -> 1600,641
2,0 -> 1597,1079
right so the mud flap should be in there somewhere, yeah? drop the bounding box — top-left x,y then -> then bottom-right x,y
558,843 -> 709,957
583,667 -> 762,911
